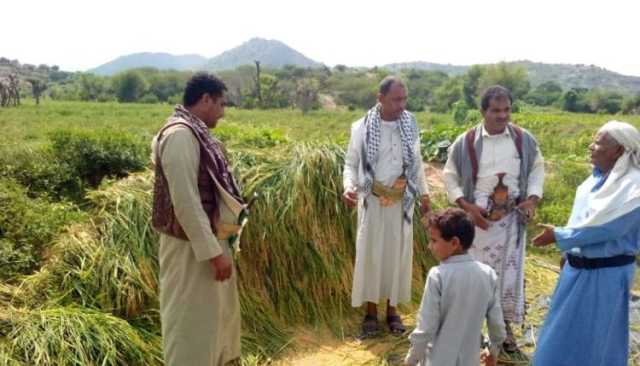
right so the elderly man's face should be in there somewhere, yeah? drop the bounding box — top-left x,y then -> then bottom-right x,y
378,83 -> 407,121
590,132 -> 624,172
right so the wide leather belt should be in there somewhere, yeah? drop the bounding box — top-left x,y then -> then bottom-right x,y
567,254 -> 636,269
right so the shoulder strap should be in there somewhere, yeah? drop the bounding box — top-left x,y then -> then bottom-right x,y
465,128 -> 479,183
510,124 -> 524,159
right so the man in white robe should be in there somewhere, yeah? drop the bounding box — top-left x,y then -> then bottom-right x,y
343,76 -> 430,336
443,85 -> 544,351
152,73 -> 242,366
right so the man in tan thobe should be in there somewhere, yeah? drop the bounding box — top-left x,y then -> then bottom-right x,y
152,73 -> 243,366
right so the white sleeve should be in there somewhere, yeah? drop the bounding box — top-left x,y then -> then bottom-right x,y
526,146 -> 544,199
415,139 -> 429,196
343,123 -> 361,192
443,144 -> 464,204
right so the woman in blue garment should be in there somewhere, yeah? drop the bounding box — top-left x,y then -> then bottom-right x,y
532,120 -> 640,366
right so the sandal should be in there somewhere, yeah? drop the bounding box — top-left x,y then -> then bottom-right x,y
386,314 -> 406,335
503,322 -> 519,353
502,336 -> 519,353
361,314 -> 381,338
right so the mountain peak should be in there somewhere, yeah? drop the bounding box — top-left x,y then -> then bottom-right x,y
206,37 -> 322,70
90,53 -> 207,76
87,38 -> 323,75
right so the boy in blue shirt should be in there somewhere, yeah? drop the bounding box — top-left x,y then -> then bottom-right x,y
405,208 -> 506,366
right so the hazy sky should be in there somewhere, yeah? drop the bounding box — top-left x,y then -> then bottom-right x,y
3,0 -> 639,76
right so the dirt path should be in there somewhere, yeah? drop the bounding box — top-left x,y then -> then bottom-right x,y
274,259 -> 560,365
272,164 -> 564,365
425,162 -> 445,193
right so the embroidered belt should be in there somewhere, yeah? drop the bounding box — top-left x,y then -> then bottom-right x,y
372,180 -> 405,203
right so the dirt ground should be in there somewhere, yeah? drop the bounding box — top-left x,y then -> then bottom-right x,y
273,163 -> 561,365
274,259 -> 559,365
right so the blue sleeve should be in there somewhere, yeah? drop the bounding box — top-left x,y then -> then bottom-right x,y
554,206 -> 640,251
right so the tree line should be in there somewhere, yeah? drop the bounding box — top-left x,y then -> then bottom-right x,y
2,57 -> 640,115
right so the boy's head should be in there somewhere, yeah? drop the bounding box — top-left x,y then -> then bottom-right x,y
427,208 -> 475,261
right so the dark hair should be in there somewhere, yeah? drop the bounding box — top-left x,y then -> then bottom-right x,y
183,72 -> 227,107
480,85 -> 513,111
428,208 -> 475,249
379,75 -> 405,95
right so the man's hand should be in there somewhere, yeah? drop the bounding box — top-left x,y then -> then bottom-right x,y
403,354 -> 418,366
516,195 -> 540,221
342,189 -> 358,209
419,195 -> 431,216
481,349 -> 496,366
532,224 -> 556,247
457,198 -> 490,230
209,254 -> 233,281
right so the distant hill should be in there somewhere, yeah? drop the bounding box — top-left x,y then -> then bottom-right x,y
206,37 -> 322,70
16,37 -> 640,94
384,60 -> 640,94
512,60 -> 640,94
88,38 -> 322,76
90,53 -> 208,76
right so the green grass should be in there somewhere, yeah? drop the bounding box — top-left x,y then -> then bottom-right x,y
2,100 -> 640,364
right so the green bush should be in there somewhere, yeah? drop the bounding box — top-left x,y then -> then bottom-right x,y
0,178 -> 83,280
214,126 -> 288,148
0,146 -> 82,200
452,101 -> 469,125
139,93 -> 160,104
465,109 -> 482,124
49,129 -> 149,187
420,123 -> 469,163
536,160 -> 590,225
167,93 -> 182,105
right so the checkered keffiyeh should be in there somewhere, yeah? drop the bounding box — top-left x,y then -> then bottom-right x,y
360,103 -> 420,223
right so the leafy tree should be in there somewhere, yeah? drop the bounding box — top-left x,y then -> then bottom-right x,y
219,65 -> 256,107
478,62 -> 530,100
525,81 -> 563,106
112,70 -> 148,103
451,100 -> 469,125
147,71 -> 188,102
403,69 -> 449,111
78,74 -> 111,101
562,88 -> 591,113
295,78 -> 320,114
26,78 -> 48,105
327,69 -> 378,110
259,73 -> 289,108
622,94 -> 640,114
432,77 -> 463,112
462,65 -> 484,108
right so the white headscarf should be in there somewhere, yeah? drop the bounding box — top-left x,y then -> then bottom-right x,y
599,120 -> 640,170
567,120 -> 640,228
